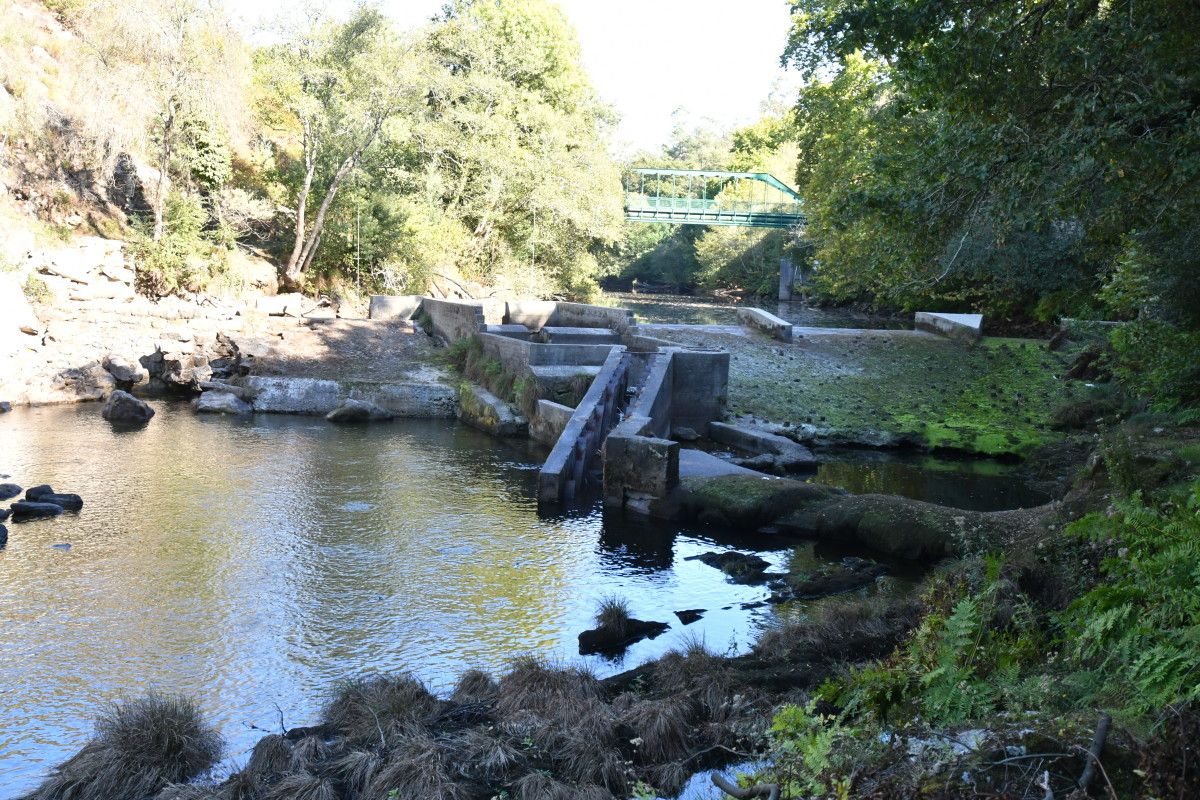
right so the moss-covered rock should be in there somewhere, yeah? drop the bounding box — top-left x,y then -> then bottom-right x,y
678,474 -> 844,527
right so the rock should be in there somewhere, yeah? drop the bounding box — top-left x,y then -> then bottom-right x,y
456,384 -> 526,436
687,550 -> 776,584
38,259 -> 92,285
0,507 -> 10,521
26,484 -> 83,511
0,483 -> 22,501
674,609 -> 705,625
771,557 -> 887,602
103,354 -> 150,386
193,390 -> 252,415
99,262 -> 135,285
10,501 -> 64,521
672,426 -> 701,442
101,390 -> 155,426
159,348 -> 212,390
578,618 -> 670,656
1047,327 -> 1069,351
0,401 -> 11,413
0,523 -> 6,546
326,398 -> 393,423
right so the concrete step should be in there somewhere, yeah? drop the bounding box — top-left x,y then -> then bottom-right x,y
539,326 -> 620,344
484,323 -> 532,339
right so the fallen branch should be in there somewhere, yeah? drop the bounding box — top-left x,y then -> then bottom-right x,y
1077,711 -> 1112,792
712,773 -> 780,800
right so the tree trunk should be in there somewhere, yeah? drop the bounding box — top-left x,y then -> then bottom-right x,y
283,116 -> 384,290
282,120 -> 317,291
152,97 -> 177,242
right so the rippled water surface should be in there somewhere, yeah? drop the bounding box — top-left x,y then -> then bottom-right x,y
0,403 -> 806,795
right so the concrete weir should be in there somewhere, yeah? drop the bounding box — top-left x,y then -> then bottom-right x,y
385,293 -> 733,508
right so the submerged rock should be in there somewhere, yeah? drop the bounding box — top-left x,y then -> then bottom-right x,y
101,390 -> 155,426
26,485 -> 83,511
193,390 -> 252,415
771,557 -> 887,602
326,398 -> 393,423
11,501 -> 64,521
578,618 -> 670,656
0,482 -> 22,501
675,609 -> 705,625
687,551 -> 777,584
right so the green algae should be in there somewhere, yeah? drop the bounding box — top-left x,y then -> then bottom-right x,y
659,328 -> 1076,458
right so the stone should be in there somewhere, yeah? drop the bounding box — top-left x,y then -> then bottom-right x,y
578,618 -> 670,656
770,557 -> 887,602
671,426 -> 701,442
103,354 -> 150,386
0,401 -> 10,413
0,507 -> 10,521
10,501 -> 64,521
326,398 -> 393,423
193,391 -> 252,415
674,609 -> 705,625
26,484 -> 84,511
101,389 -> 155,426
687,551 -> 777,584
0,483 -> 21,501
0,523 -> 6,546
100,262 -> 136,285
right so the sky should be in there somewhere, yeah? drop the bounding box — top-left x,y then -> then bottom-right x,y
228,0 -> 799,156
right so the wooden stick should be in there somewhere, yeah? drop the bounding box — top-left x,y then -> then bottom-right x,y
1077,711 -> 1112,792
711,773 -> 780,800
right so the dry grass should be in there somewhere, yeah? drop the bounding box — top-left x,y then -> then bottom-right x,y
321,674 -> 439,747
753,592 -> 920,663
262,772 -> 337,800
594,595 -> 632,635
449,668 -> 498,705
618,695 -> 697,762
23,693 -> 222,800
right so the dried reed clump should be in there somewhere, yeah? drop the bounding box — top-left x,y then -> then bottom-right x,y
23,693 -> 222,800
320,673 -> 439,747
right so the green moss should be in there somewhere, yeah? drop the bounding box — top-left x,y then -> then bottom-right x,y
681,474 -> 841,526
664,328 -> 1072,458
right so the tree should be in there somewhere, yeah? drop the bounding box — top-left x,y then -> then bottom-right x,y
256,5 -> 429,291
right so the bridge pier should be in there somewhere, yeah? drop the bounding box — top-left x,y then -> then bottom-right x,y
778,256 -> 795,301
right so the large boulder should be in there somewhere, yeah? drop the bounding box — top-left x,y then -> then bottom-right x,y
26,484 -> 83,511
0,483 -> 22,501
10,500 -> 64,521
578,617 -> 670,656
193,391 -> 252,415
101,390 -> 155,426
103,354 -> 150,387
326,398 -> 392,423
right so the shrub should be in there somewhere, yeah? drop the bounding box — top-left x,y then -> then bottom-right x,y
23,693 -> 222,800
1108,319 -> 1200,411
22,274 -> 52,304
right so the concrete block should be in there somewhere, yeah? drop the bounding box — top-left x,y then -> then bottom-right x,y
603,427 -> 679,508
484,323 -> 532,339
708,421 -> 816,467
458,384 -> 527,437
736,306 -> 794,342
368,295 -> 422,320
669,349 -> 729,432
531,399 -> 574,446
539,326 -> 621,345
915,312 -> 983,342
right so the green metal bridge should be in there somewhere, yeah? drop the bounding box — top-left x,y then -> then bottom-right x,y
623,168 -> 805,229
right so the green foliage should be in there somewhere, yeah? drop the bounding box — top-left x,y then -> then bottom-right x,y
1108,320 -> 1200,411
22,274 -> 52,304
783,0 -> 1200,327
767,700 -> 858,797
129,192 -> 227,297
1060,482 -> 1200,725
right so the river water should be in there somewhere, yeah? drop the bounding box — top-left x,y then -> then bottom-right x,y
0,403 -> 808,794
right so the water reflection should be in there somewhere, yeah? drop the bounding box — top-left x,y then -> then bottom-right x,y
0,403 -> 795,793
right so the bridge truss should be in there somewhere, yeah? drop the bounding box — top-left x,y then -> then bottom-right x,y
623,168 -> 805,229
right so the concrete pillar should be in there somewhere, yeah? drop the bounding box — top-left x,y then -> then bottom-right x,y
778,256 -> 795,301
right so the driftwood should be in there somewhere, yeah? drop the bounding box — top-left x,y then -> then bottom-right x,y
1077,711 -> 1113,792
712,773 -> 780,800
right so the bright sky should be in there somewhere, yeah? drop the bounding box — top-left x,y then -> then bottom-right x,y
228,0 -> 799,156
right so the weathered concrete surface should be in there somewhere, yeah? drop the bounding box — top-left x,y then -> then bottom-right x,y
421,297 -> 486,343
678,449 -> 763,479
530,399 -> 574,446
736,307 -> 794,342
245,376 -> 456,417
915,312 -> 983,342
484,324 -> 532,339
603,414 -> 680,511
709,421 -> 816,468
669,349 -> 729,433
458,384 -> 528,437
539,326 -> 621,345
326,398 -> 394,423
193,391 -> 252,415
653,325 -> 1072,457
368,295 -> 422,320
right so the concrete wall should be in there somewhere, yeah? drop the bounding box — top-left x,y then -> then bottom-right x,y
505,300 -> 558,330
670,349 -> 729,432
368,295 -> 422,320
246,376 -> 457,418
553,302 -> 636,333
530,399 -> 574,446
422,298 -> 486,342
603,414 -> 679,511
737,307 -> 793,342
478,333 -> 617,373
626,352 -> 673,439
914,311 -> 983,342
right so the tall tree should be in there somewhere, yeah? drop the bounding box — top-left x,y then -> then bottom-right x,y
256,5 -> 428,291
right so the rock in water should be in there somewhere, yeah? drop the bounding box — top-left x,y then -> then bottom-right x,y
10,501 -> 64,521
101,390 -> 155,426
578,618 -> 670,656
0,401 -> 11,413
0,523 -> 6,546
326,398 -> 393,423
0,483 -> 22,501
25,485 -> 83,511
686,551 -> 776,584
193,391 -> 252,415
0,507 -> 10,521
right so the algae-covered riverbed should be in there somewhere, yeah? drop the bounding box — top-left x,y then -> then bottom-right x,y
653,325 -> 1074,457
